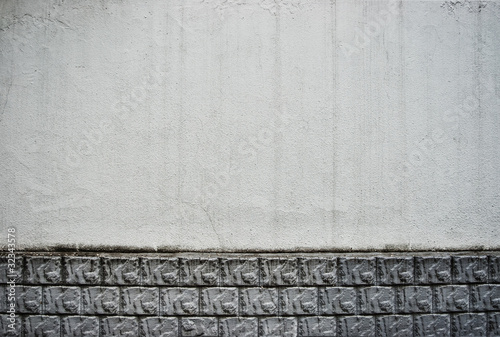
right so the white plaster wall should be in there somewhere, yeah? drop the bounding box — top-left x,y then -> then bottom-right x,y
0,0 -> 499,251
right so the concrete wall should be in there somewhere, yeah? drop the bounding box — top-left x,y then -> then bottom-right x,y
0,0 -> 499,252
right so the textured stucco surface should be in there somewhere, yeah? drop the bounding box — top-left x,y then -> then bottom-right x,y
0,0 -> 499,251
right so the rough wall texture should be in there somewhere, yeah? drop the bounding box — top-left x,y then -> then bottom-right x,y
1,252 -> 500,336
0,0 -> 499,251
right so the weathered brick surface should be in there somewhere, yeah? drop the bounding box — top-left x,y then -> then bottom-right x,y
1,252 -> 498,336
180,258 -> 219,286
240,287 -> 278,316
221,258 -> 259,286
377,257 -> 414,285
413,314 -> 450,337
25,256 -> 62,284
64,257 -> 101,285
299,258 -> 337,286
200,287 -> 238,316
43,286 -> 81,314
261,258 -> 298,286
62,316 -> 99,337
142,258 -> 179,286
161,287 -> 199,316
338,258 -> 376,286
396,286 -> 432,313
415,257 -> 452,284
319,287 -> 357,315
103,257 -> 140,285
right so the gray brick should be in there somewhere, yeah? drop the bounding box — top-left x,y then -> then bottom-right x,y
435,286 -> 469,313
25,256 -> 62,284
488,313 -> 500,337
140,317 -> 178,337
24,315 -> 60,336
240,288 -> 278,316
471,285 -> 500,312
338,316 -> 375,337
62,316 -> 99,337
103,257 -> 140,285
0,314 -> 21,337
141,258 -> 179,286
260,317 -> 297,337
181,317 -> 218,336
221,258 -> 259,286
299,258 -> 337,286
261,258 -> 298,286
452,313 -> 486,337
43,286 -> 81,314
415,257 -> 451,284
298,317 -> 336,336
161,287 -> 199,316
14,286 -> 42,314
281,287 -> 318,315
101,316 -> 139,337
201,287 -> 238,316
338,258 -> 376,286
360,287 -> 395,314
64,257 -> 101,285
319,287 -> 357,315
396,286 -> 432,313
453,256 -> 488,284
0,286 -> 5,313
220,317 -> 258,337
490,256 -> 500,283
122,287 -> 159,315
180,258 -> 219,286
376,315 -> 413,337
82,286 -> 120,315
414,314 -> 450,337
377,257 -> 414,285
0,256 -> 23,284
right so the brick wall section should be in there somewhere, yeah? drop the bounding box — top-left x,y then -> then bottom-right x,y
1,253 -> 499,336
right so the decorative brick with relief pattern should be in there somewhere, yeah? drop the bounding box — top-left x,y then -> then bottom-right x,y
221,258 -> 259,286
2,252 -> 499,336
201,288 -> 238,316
121,287 -> 159,315
396,286 -> 432,313
359,287 -> 395,314
261,258 -> 298,286
139,317 -> 178,337
240,288 -> 278,316
180,258 -> 219,286
219,317 -> 258,337
181,317 -> 218,336
43,286 -> 81,314
338,316 -> 375,337
64,257 -> 101,285
415,257 -> 451,284
82,287 -> 120,315
377,257 -> 414,285
280,287 -> 318,316
299,258 -> 337,286
62,316 -> 99,337
103,257 -> 140,285
338,258 -> 376,286
161,287 -> 199,316
319,287 -> 357,315
451,313 -> 486,337
413,314 -> 450,337
298,316 -> 336,336
25,256 -> 62,284
452,256 -> 488,284
141,258 -> 179,286
376,315 -> 413,337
